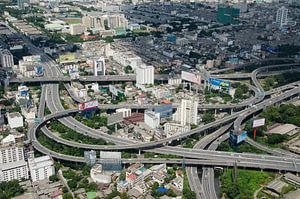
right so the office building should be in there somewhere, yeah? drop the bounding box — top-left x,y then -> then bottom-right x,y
28,156 -> 55,182
17,0 -> 26,9
94,57 -> 106,76
108,14 -> 128,30
154,104 -> 173,119
82,15 -> 105,30
276,6 -> 288,28
136,64 -> 154,85
7,112 -> 24,129
70,24 -> 85,35
100,151 -> 121,172
84,150 -> 97,166
144,111 -> 160,129
173,99 -> 198,125
116,108 -> 132,118
0,137 -> 29,182
217,5 -> 240,25
0,49 -> 14,68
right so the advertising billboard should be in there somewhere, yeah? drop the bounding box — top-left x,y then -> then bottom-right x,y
253,118 -> 265,128
181,71 -> 201,85
237,131 -> 247,144
78,100 -> 99,111
23,55 -> 41,62
34,66 -> 44,76
209,78 -> 230,88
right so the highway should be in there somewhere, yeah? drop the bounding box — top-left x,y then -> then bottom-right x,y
5,21 -> 300,198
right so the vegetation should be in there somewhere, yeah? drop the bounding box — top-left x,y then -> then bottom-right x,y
217,140 -> 265,154
277,44 -> 300,57
38,132 -> 84,156
0,180 -> 24,199
74,113 -> 108,129
202,112 -> 215,124
144,152 -> 179,159
48,120 -> 112,145
262,72 -> 300,91
220,168 -> 274,199
231,82 -> 249,99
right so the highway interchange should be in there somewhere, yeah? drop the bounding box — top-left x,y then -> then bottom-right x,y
18,34 -> 300,199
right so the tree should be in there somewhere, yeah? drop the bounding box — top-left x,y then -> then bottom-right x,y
49,175 -> 59,182
63,192 -> 73,199
202,113 -> 215,124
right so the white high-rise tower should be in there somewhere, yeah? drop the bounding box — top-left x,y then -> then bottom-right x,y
276,6 -> 288,28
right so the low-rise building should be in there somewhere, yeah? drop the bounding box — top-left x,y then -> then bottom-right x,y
28,156 -> 55,182
7,112 -> 24,129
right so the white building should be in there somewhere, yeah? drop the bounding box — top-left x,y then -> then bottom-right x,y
94,57 -> 106,76
144,111 -> 160,129
136,65 -> 154,86
0,139 -> 29,182
70,24 -> 86,35
108,14 -> 128,29
163,122 -> 191,137
276,6 -> 288,28
7,112 -> 24,129
173,99 -> 198,125
0,49 -> 14,68
116,108 -> 132,118
0,161 -> 29,182
28,156 -> 55,182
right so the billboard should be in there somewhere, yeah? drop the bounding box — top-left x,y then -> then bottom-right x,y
237,131 -> 247,144
154,104 -> 173,119
34,66 -> 44,76
78,100 -> 99,111
107,112 -> 123,126
209,78 -> 230,88
181,71 -> 201,85
23,55 -> 41,62
253,118 -> 265,128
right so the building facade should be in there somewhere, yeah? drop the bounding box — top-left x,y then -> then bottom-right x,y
0,49 -> 14,68
136,65 -> 154,85
173,99 -> 198,125
28,156 -> 55,182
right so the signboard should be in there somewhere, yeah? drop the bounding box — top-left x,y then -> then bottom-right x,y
78,100 -> 99,111
209,78 -> 230,88
237,131 -> 247,144
107,112 -> 123,126
181,71 -> 201,85
23,55 -> 41,62
253,118 -> 265,128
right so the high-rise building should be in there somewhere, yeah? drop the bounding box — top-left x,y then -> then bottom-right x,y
144,111 -> 160,129
0,136 -> 29,182
0,49 -> 14,68
217,5 -> 240,25
136,64 -> 154,85
84,150 -> 97,166
108,14 -> 128,30
94,57 -> 106,76
17,0 -> 25,9
82,15 -> 105,30
276,6 -> 288,28
173,99 -> 198,125
28,156 -> 55,182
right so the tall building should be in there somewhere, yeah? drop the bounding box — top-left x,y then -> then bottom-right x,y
136,64 -> 154,85
100,151 -> 121,172
0,49 -> 14,68
276,6 -> 288,28
108,14 -> 128,29
84,150 -> 97,166
0,136 -> 29,182
173,99 -> 198,125
28,156 -> 55,182
82,15 -> 105,30
217,5 -> 240,25
94,57 -> 106,76
144,111 -> 160,129
17,0 -> 26,9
